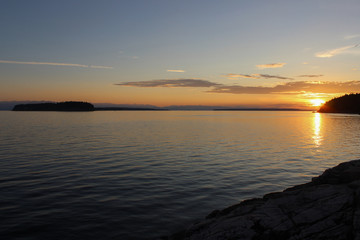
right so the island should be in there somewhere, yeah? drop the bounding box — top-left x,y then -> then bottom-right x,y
318,93 -> 360,114
12,101 -> 95,111
163,159 -> 360,240
11,101 -> 171,111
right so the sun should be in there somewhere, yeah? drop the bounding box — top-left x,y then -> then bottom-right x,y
310,99 -> 325,107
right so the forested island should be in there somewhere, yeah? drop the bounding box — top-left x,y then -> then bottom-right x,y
12,101 -> 95,111
11,101 -> 166,111
318,93 -> 360,114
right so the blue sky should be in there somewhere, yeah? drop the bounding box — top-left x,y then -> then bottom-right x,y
1,0 -> 360,108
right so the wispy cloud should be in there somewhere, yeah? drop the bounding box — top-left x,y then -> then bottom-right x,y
167,69 -> 185,73
298,74 -> 323,78
89,65 -> 113,69
224,74 -> 259,79
0,60 -> 113,69
344,34 -> 360,40
209,81 -> 360,95
255,74 -> 293,80
315,44 -> 359,58
256,63 -> 286,69
115,79 -> 220,88
224,73 -> 292,80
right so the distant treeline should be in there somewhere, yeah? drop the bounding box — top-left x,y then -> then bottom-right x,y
12,101 -> 169,111
13,101 -> 95,111
318,93 -> 360,114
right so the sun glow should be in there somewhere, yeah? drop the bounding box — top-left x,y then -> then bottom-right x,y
310,99 -> 325,107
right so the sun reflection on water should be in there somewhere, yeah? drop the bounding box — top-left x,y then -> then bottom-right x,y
313,113 -> 322,147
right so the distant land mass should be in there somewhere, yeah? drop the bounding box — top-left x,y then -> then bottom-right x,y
11,101 -> 168,111
213,108 -> 302,111
13,101 -> 95,111
318,93 -> 360,114
94,103 -> 165,110
2,101 -> 306,111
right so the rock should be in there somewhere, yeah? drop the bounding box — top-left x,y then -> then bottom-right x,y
165,160 -> 360,240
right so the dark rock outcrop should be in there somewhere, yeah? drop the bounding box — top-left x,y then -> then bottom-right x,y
318,93 -> 360,114
166,160 -> 360,240
12,101 -> 94,111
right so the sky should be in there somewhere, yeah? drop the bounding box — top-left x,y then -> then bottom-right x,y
1,0 -> 360,109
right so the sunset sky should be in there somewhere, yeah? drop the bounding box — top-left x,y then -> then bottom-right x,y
1,0 -> 360,109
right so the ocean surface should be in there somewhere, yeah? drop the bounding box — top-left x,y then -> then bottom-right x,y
1,111 -> 360,240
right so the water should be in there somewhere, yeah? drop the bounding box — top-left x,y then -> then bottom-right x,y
1,111 -> 360,239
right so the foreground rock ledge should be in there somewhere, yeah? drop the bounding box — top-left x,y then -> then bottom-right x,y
164,160 -> 360,240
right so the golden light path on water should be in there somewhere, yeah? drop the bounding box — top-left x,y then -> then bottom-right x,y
313,112 -> 322,147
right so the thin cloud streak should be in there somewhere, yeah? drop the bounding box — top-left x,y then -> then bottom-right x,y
298,75 -> 323,78
224,74 -> 258,79
255,74 -> 293,80
0,60 -> 113,69
89,65 -> 113,69
167,70 -> 185,73
115,79 -> 220,88
256,63 -> 286,69
315,44 -> 359,58
224,73 -> 293,80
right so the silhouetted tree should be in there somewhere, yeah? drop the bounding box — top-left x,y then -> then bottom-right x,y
318,93 -> 360,114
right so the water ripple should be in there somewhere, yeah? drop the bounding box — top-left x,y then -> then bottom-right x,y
1,111 -> 360,239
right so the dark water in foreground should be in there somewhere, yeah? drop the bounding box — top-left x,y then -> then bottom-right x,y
1,111 -> 360,239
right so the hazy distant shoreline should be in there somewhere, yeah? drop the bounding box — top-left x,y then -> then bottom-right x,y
0,101 -> 312,111
8,108 -> 306,112
7,101 -> 307,112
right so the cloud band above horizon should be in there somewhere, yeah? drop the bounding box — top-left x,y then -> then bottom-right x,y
116,78 -> 360,95
209,81 -> 360,94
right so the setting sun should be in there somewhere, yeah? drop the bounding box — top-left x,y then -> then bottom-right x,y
310,99 -> 325,107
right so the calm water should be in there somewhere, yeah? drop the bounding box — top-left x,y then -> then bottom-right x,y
1,111 -> 360,239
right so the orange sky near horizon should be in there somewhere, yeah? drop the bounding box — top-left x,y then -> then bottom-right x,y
1,80 -> 342,110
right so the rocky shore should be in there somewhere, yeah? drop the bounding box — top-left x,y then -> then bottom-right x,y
164,159 -> 360,240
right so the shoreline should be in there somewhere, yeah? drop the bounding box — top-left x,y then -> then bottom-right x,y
162,159 -> 360,240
